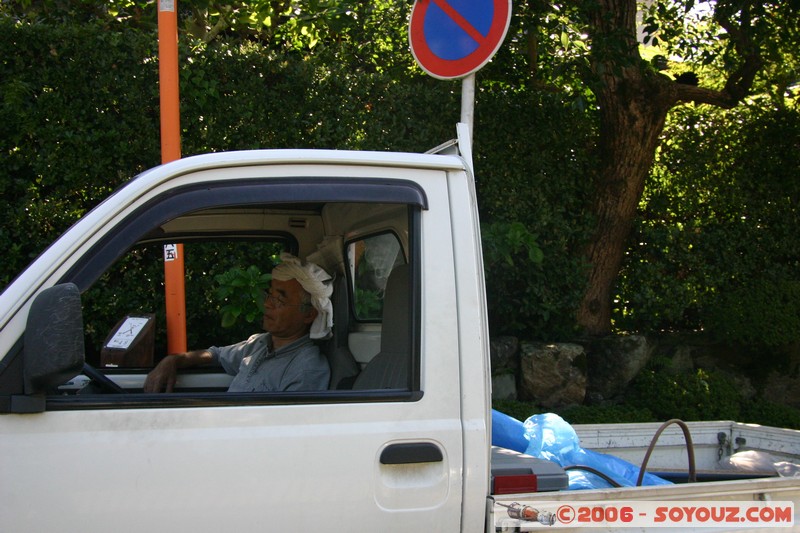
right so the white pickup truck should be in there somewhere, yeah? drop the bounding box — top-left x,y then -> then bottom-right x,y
1,126 -> 798,532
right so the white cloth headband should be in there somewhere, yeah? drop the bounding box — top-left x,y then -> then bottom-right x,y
271,252 -> 333,340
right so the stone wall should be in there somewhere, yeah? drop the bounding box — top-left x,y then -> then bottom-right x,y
490,333 -> 800,409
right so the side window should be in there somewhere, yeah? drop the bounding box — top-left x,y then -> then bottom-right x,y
25,187 -> 425,408
82,240 -> 285,367
347,233 -> 405,321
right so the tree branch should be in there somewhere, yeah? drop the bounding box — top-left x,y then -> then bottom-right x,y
714,1 -> 764,102
675,84 -> 739,108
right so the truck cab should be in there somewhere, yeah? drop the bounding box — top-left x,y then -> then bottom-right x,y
0,144 -> 492,531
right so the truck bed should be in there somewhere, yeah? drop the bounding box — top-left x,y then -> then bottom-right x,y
489,421 -> 800,531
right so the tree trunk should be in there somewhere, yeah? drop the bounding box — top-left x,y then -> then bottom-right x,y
575,0 -> 675,335
573,0 -> 766,336
576,85 -> 671,334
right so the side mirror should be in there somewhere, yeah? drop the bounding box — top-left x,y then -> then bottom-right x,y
24,283 -> 85,396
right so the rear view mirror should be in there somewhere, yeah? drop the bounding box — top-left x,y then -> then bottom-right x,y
24,283 -> 85,396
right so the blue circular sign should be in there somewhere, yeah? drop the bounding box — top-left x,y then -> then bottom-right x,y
410,0 -> 511,79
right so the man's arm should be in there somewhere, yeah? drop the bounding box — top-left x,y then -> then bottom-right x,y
143,349 -> 214,393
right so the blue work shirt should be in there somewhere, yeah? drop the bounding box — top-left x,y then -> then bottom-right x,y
209,333 -> 330,392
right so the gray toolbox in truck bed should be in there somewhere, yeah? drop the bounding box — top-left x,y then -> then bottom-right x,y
491,446 -> 569,494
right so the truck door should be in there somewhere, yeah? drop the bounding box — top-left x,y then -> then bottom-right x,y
0,159 -> 468,532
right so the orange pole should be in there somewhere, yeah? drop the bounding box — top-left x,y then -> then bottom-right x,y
158,0 -> 187,353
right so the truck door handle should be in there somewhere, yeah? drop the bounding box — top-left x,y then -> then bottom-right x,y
380,442 -> 443,465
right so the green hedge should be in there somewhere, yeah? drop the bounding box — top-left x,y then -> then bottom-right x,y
0,23 -> 161,281
474,90 -> 596,339
0,22 -> 458,285
0,20 -> 594,343
2,20 -> 799,348
617,104 -> 800,352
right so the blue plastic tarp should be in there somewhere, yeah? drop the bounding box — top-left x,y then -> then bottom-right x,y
491,410 -> 672,490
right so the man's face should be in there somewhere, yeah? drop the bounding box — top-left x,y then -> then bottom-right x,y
262,278 -> 317,341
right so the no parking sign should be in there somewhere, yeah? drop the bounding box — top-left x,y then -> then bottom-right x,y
409,0 -> 512,80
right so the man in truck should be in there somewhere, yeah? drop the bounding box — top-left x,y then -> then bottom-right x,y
143,253 -> 333,393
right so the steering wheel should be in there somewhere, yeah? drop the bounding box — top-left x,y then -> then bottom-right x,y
82,363 -> 125,394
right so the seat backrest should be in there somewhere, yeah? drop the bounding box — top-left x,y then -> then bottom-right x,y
351,264 -> 410,390
324,274 -> 359,389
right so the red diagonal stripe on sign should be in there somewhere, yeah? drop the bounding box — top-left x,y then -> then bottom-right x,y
431,0 -> 487,44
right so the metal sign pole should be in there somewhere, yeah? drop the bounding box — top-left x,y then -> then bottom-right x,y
409,0 -> 510,168
459,74 -> 476,174
461,73 -> 476,146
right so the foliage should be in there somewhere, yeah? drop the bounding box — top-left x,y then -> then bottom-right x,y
475,89 -> 595,340
1,0 -> 415,75
0,22 -> 161,285
1,1 -> 800,348
557,0 -> 800,335
705,279 -> 800,348
483,221 -> 545,268
741,399 -> 800,430
0,17 -> 597,344
492,399 -> 655,425
353,288 -> 382,320
625,364 -> 742,422
482,0 -> 592,104
215,265 -> 272,328
481,220 -> 546,336
0,19 -> 454,283
642,0 -> 800,107
616,103 -> 800,336
557,404 -> 655,425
